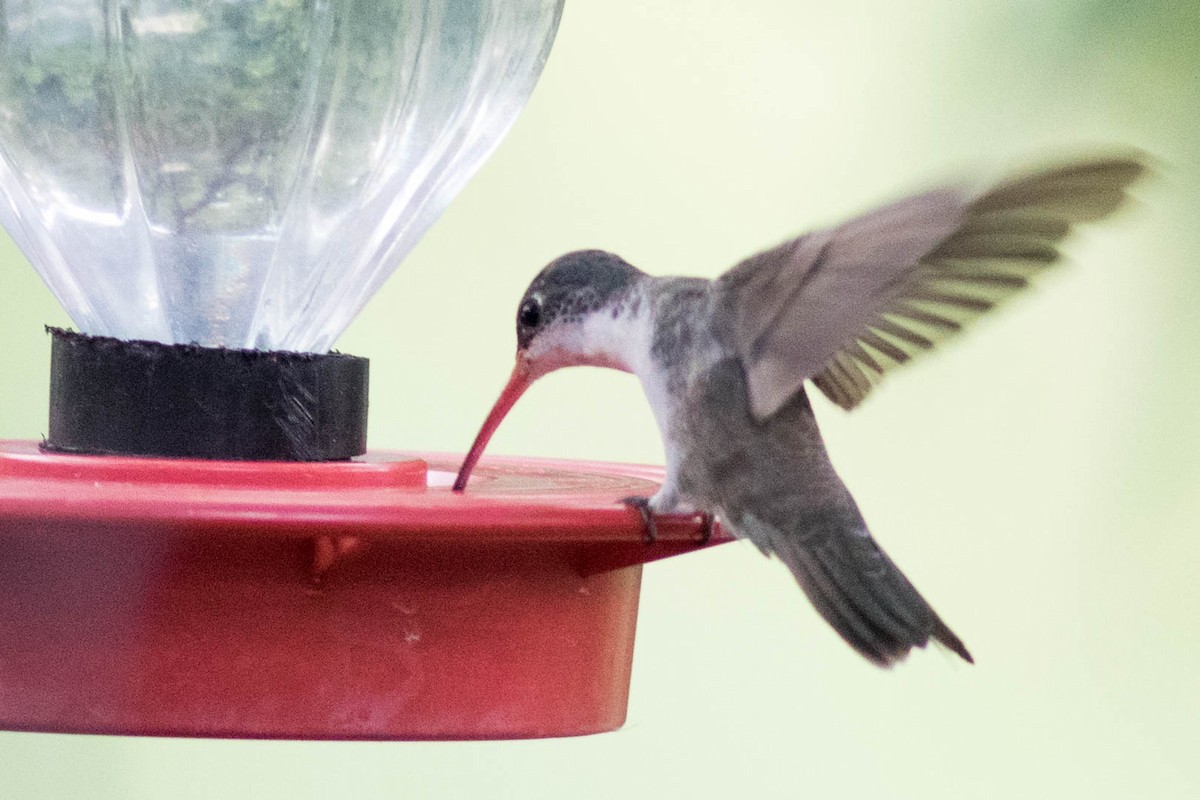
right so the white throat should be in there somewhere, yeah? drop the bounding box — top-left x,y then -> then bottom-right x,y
582,298 -> 681,440
576,301 -> 655,375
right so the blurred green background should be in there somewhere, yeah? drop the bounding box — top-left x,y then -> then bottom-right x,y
2,1 -> 1198,798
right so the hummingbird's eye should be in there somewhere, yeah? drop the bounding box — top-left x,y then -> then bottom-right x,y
518,297 -> 542,329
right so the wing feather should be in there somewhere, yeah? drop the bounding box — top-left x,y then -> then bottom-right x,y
716,153 -> 1145,417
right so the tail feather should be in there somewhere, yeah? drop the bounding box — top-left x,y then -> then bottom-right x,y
743,509 -> 972,667
788,553 -> 906,665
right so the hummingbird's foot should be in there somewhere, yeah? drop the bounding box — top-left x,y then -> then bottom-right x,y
698,512 -> 716,544
620,496 -> 658,544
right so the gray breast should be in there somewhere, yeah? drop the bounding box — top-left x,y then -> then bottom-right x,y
676,356 -> 853,522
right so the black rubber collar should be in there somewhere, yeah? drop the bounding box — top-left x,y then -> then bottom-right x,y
44,328 -> 368,461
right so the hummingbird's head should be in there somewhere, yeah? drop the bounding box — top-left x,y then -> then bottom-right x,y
453,249 -> 645,490
513,249 -> 645,372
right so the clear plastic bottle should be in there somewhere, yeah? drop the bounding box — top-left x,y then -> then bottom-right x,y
0,0 -> 562,351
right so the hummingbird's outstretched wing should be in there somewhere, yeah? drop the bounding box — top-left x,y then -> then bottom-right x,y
714,154 -> 1145,419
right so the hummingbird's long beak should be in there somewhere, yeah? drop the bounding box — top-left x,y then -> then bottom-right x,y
452,358 -> 535,491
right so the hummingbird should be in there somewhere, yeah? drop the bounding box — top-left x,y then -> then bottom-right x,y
453,154 -> 1144,667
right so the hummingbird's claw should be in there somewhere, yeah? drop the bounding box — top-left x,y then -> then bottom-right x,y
620,496 -> 657,544
622,497 -> 717,545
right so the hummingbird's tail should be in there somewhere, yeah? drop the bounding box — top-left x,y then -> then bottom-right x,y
741,508 -> 972,667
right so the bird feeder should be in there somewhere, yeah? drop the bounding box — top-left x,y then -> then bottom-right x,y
0,0 -> 726,740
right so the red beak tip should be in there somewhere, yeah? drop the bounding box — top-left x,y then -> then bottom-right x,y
451,360 -> 532,497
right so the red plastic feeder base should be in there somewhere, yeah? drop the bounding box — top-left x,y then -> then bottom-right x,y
0,441 -> 728,740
